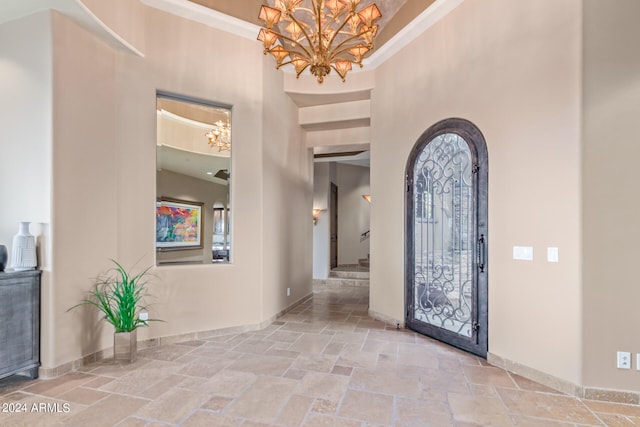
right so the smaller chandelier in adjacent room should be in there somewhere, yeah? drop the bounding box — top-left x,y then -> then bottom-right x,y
206,120 -> 231,152
258,0 -> 382,84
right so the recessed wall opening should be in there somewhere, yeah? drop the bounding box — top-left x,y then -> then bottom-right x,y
155,93 -> 232,266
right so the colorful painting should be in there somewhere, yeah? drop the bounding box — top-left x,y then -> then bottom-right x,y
156,198 -> 204,249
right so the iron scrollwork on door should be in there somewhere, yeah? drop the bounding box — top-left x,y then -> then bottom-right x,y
413,133 -> 475,338
406,118 -> 488,358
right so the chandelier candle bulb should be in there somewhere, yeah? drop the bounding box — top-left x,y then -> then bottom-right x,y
257,0 -> 382,84
205,119 -> 231,152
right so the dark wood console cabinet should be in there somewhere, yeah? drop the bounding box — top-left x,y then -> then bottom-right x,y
0,270 -> 41,380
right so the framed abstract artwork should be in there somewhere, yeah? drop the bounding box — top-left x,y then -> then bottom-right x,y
156,198 -> 204,250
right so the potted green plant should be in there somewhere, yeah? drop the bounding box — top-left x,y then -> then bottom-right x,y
71,260 -> 161,363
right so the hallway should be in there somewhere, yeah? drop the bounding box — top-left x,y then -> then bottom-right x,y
0,286 -> 637,426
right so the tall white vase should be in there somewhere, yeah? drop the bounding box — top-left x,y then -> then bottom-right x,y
11,222 -> 37,271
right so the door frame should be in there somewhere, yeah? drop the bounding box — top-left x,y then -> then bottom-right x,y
330,182 -> 338,269
404,118 -> 489,358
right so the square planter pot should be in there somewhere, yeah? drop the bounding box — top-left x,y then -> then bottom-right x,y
114,329 -> 137,363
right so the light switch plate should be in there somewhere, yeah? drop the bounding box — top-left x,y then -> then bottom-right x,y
617,351 -> 631,369
547,247 -> 559,263
513,246 -> 533,261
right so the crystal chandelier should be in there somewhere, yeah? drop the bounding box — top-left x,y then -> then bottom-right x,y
205,120 -> 231,152
258,0 -> 382,84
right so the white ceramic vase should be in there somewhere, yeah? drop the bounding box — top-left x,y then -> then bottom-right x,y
11,222 -> 37,271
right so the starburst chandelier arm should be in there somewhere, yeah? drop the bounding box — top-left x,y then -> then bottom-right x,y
326,29 -> 375,60
327,47 -> 367,66
328,3 -> 380,48
268,48 -> 311,68
320,10 -> 342,34
264,28 -> 315,60
286,12 -> 317,54
276,0 -> 314,16
281,7 -> 315,33
311,0 -> 320,24
257,1 -> 381,84
331,21 -> 377,40
311,0 -> 328,44
322,10 -> 357,54
286,59 -> 311,78
323,10 -> 377,58
259,4 -> 314,49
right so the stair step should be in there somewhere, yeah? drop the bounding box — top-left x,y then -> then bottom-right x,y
358,258 -> 370,268
323,277 -> 369,288
329,270 -> 370,280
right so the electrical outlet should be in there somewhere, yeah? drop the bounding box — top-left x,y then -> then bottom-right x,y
513,246 -> 533,261
286,288 -> 291,297
139,312 -> 149,322
617,351 -> 631,369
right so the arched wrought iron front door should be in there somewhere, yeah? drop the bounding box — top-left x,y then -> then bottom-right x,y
405,118 -> 488,358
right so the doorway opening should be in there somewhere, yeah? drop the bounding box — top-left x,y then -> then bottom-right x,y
405,118 -> 488,357
312,152 -> 371,290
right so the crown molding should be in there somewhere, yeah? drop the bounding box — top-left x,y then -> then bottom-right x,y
1,0 -> 463,68
365,0 -> 464,69
142,0 -> 464,72
141,0 -> 261,40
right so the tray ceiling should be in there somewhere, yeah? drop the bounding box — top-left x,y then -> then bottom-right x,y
188,0 -> 437,49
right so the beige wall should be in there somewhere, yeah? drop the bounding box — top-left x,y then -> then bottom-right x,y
337,163 -> 370,265
0,11 -> 54,367
156,169 -> 228,265
261,62 -> 314,318
51,10 -> 120,367
5,0 -> 640,397
370,0 -> 583,385
80,0 -> 146,52
313,163 -> 331,279
118,4 -> 267,346
10,1 -> 312,370
0,11 -> 52,256
582,0 -> 640,392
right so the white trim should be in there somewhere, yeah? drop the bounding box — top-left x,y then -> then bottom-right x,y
141,0 -> 261,40
1,0 -> 463,69
158,109 -> 214,130
67,0 -> 144,57
141,0 -> 464,72
365,0 -> 464,69
0,0 -> 144,56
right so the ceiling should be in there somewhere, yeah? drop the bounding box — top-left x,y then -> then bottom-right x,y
188,0 -> 437,51
0,0 -> 448,172
156,97 -> 231,185
183,0 -> 445,168
154,0 -> 411,175
172,1 -> 448,169
157,144 -> 230,185
152,0 -> 451,169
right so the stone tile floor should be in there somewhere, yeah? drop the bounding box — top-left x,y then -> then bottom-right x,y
1,285 -> 639,426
